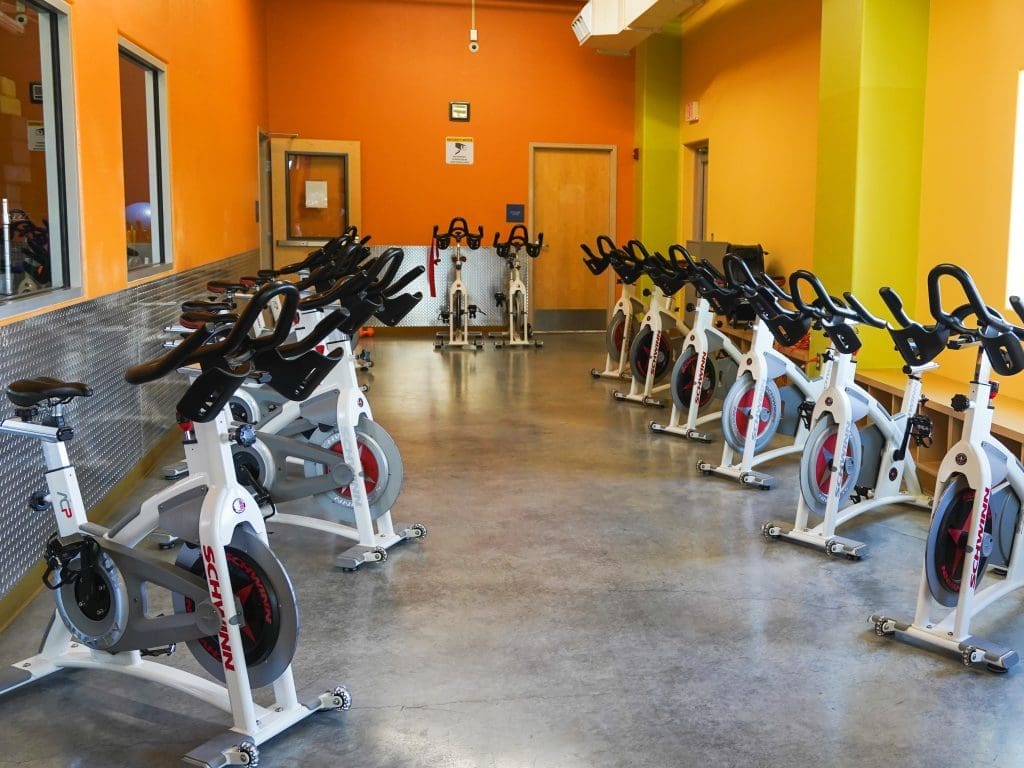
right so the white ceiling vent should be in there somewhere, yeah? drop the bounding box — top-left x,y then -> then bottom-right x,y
572,0 -> 703,54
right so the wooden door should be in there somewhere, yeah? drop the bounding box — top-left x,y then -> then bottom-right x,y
270,137 -> 361,269
530,145 -> 616,330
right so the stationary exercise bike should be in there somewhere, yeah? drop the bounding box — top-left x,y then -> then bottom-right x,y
0,281 -> 351,768
696,257 -> 831,489
433,217 -> 484,350
648,249 -> 748,442
611,242 -> 691,407
581,235 -> 647,380
163,252 -> 428,570
491,225 -> 543,348
871,264 -> 1024,672
761,271 -> 934,558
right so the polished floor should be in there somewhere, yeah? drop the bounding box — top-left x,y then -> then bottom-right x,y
1,333 -> 1024,767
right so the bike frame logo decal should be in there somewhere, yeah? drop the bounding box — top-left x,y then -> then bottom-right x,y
202,546 -> 236,672
57,490 -> 72,519
232,497 -> 246,515
968,487 -> 992,590
694,352 -> 708,402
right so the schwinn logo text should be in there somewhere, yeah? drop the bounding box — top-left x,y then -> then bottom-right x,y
202,546 -> 235,672
968,487 -> 992,589
695,353 -> 708,400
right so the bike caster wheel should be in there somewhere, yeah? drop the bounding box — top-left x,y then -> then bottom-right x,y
331,685 -> 353,710
410,523 -> 428,539
236,741 -> 259,767
372,546 -> 388,563
590,369 -> 601,378
696,459 -> 712,476
873,618 -> 895,637
761,522 -> 780,541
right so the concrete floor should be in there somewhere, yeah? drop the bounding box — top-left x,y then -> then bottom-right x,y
2,332 -> 1024,767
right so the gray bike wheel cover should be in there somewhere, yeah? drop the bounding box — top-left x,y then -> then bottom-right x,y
720,373 -> 782,453
605,310 -> 630,359
172,526 -> 299,689
798,417 -> 863,516
307,415 -> 405,525
54,550 -> 130,650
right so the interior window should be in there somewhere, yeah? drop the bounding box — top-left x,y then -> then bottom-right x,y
0,1 -> 73,303
119,43 -> 170,273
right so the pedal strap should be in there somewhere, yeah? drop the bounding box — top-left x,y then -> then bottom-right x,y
42,533 -> 100,590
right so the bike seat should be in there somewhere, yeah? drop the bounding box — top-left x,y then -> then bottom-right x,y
181,299 -> 235,313
206,280 -> 249,294
180,310 -> 239,328
7,377 -> 93,407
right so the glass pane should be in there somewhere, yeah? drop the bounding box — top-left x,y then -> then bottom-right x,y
120,52 -> 155,270
286,152 -> 348,239
0,3 -> 57,297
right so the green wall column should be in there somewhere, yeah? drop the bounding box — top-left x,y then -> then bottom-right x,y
813,0 -> 929,368
634,29 -> 682,250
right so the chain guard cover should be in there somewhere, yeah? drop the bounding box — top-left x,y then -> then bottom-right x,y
302,415 -> 405,524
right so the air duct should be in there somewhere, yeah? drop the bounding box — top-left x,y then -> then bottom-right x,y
572,0 -> 703,54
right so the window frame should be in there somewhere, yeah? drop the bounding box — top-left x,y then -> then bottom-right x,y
1007,71 -> 1024,305
0,0 -> 83,319
118,37 -> 172,280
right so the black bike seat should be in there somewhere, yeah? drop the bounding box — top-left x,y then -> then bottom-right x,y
7,377 -> 93,407
180,310 -> 239,328
206,280 -> 249,294
181,299 -> 235,313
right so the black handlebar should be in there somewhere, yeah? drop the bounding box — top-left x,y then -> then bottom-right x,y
125,281 -> 300,384
433,217 -> 483,250
927,263 -> 1010,335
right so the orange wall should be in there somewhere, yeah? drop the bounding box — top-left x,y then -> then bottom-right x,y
71,0 -> 267,297
262,0 -> 635,246
2,0 -> 267,322
916,0 -> 1024,391
679,0 -> 821,276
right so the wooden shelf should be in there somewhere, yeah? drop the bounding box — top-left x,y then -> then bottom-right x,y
856,367 -> 1024,492
717,321 -> 814,365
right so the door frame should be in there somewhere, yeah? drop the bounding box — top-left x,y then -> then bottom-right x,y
269,137 -> 361,270
528,143 -> 618,319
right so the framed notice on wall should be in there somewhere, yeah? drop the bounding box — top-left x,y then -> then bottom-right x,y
445,137 -> 474,165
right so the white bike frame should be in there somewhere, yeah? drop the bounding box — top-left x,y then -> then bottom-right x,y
436,243 -> 482,350
493,255 -> 542,348
698,317 -> 830,489
649,296 -> 743,441
593,280 -> 646,380
872,349 -> 1024,670
612,285 -> 689,407
768,345 -> 933,556
0,409 -> 343,766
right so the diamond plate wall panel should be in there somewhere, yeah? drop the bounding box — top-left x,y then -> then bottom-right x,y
0,251 -> 257,599
366,244 -> 531,329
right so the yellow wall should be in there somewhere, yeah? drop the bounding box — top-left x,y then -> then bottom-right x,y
679,0 -> 821,275
917,0 -> 1024,391
2,0 -> 267,323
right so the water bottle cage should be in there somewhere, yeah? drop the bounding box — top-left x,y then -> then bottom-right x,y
42,533 -> 101,591
798,400 -> 815,430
